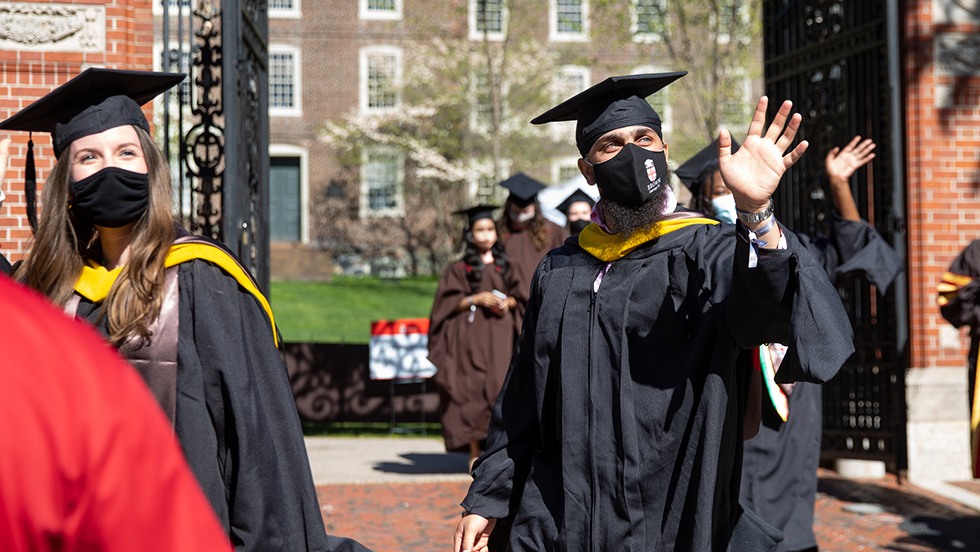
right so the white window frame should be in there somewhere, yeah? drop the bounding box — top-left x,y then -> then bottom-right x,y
632,0 -> 668,43
269,45 -> 302,117
718,71 -> 752,132
269,144 -> 310,244
360,147 -> 405,218
269,0 -> 301,19
715,0 -> 750,45
359,0 -> 402,21
549,0 -> 589,42
552,156 -> 584,186
632,64 -> 673,136
468,0 -> 507,41
359,45 -> 403,114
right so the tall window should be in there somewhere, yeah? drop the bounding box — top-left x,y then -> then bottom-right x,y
633,0 -> 667,42
551,0 -> 588,41
269,46 -> 301,116
360,0 -> 401,20
360,46 -> 402,113
269,0 -> 300,18
716,0 -> 749,44
469,0 -> 506,40
470,70 -> 494,131
552,157 -> 583,185
633,65 -> 673,135
361,148 -> 404,217
551,66 -> 590,141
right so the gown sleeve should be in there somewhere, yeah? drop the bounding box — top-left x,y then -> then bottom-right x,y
939,240 -> 980,333
826,217 -> 903,292
727,223 -> 855,385
177,260 -> 370,552
427,262 -> 468,397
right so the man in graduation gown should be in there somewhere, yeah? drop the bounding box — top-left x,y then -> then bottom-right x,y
0,273 -> 233,552
729,136 -> 900,552
454,72 -> 854,552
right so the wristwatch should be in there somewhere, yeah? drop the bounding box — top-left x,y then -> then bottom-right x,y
736,198 -> 774,224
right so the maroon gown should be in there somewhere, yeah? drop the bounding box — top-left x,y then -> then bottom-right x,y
428,260 -> 522,451
501,219 -> 566,305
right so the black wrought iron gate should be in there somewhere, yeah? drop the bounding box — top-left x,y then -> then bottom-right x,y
159,0 -> 270,293
763,0 -> 909,469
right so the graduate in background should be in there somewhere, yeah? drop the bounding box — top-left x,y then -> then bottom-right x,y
496,173 -> 565,304
680,135 -> 901,552
0,68 -> 369,552
556,188 -> 596,237
455,72 -> 854,552
428,205 -> 523,471
0,273 -> 232,552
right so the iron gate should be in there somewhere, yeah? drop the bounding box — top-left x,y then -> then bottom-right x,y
159,0 -> 270,292
763,0 -> 909,469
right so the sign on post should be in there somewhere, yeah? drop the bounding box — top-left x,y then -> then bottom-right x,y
369,318 -> 437,380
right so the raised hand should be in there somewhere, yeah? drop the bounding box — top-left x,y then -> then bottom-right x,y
717,96 -> 809,213
825,135 -> 876,184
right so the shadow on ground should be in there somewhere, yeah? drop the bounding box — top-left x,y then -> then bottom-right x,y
372,452 -> 469,475
818,476 -> 980,551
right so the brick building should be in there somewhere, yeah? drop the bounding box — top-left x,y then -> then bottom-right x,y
903,0 -> 980,487
0,0 -> 155,263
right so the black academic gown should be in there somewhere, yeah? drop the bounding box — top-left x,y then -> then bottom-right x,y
740,216 -> 902,552
463,219 -> 854,552
74,257 -> 370,552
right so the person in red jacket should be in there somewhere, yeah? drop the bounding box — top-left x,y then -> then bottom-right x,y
0,273 -> 232,552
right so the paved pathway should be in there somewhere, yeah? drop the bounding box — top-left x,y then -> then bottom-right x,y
308,437 -> 980,552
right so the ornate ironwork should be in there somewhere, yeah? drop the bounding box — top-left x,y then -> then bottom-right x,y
764,0 -> 908,468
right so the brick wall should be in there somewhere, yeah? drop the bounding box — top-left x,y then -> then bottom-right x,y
904,0 -> 980,371
0,0 -> 154,263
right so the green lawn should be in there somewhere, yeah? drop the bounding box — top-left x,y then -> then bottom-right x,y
269,275 -> 439,344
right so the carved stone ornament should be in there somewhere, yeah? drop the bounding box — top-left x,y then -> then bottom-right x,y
0,3 -> 105,52
934,0 -> 980,24
936,32 -> 980,76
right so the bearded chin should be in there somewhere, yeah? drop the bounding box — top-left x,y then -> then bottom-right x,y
596,171 -> 672,236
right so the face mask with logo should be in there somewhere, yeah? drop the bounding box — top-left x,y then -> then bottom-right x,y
70,166 -> 150,228
590,143 -> 669,207
710,193 -> 737,224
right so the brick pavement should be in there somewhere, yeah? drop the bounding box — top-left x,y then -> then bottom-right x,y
317,469 -> 980,552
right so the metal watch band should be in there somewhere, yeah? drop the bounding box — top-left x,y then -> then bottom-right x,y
736,198 -> 774,224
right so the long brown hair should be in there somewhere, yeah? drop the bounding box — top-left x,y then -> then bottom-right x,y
17,126 -> 176,347
497,197 -> 552,251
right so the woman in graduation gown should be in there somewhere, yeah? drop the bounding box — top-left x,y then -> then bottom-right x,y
428,205 -> 522,469
2,68 -> 368,552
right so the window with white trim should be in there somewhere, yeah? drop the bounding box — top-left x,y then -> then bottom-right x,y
270,0 -> 300,19
716,0 -> 749,44
633,0 -> 667,43
550,0 -> 588,42
269,46 -> 301,116
633,65 -> 673,136
552,157 -> 583,185
469,0 -> 506,41
360,0 -> 402,20
360,46 -> 402,113
361,148 -> 404,217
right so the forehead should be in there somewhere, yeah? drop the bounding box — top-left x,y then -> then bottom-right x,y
69,125 -> 141,149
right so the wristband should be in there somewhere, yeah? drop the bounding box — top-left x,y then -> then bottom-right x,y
736,198 -> 774,224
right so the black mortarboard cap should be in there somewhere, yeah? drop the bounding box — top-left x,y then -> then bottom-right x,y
0,67 -> 185,157
453,204 -> 498,226
0,67 -> 183,233
499,173 -> 547,207
674,138 -> 740,198
531,72 -> 687,157
556,189 -> 595,216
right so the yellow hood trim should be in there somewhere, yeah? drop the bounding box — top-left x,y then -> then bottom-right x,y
75,242 -> 278,346
577,217 -> 719,262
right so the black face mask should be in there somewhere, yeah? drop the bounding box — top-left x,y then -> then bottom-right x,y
590,143 -> 669,207
568,219 -> 590,236
70,166 -> 150,228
